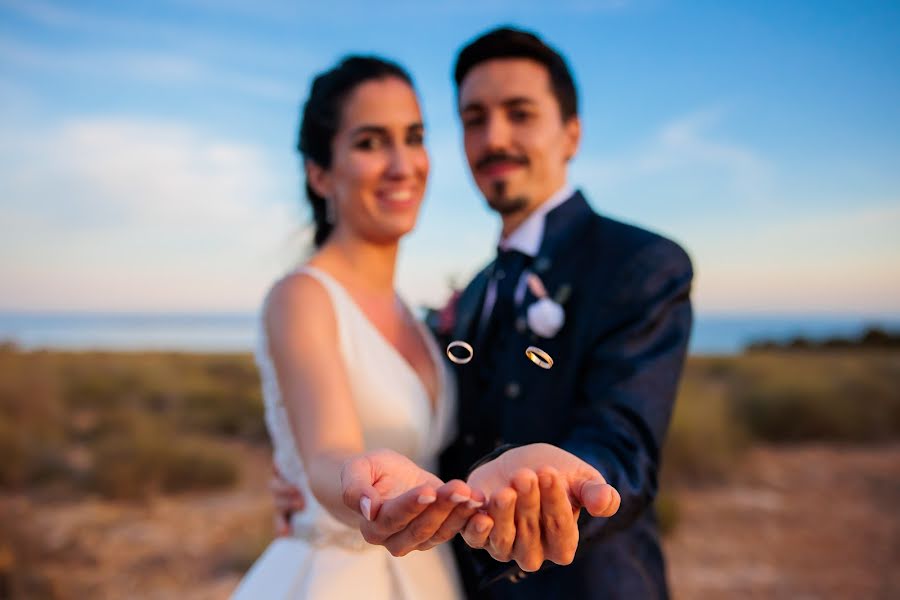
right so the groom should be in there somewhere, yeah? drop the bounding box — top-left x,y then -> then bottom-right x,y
435,27 -> 693,599
276,27 -> 693,599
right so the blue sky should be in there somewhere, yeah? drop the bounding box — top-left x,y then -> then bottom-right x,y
1,0 -> 898,315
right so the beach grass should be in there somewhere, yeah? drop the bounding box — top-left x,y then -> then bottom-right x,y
1,344 -> 898,547
2,345 -> 898,497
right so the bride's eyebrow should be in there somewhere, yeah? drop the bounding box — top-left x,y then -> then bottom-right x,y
349,125 -> 388,138
350,122 -> 425,137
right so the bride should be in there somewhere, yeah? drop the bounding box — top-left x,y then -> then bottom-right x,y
232,56 -> 481,599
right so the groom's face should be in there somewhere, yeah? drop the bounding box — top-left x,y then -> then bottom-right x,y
458,58 -> 580,217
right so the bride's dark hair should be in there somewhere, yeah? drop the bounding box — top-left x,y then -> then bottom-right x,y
297,56 -> 415,247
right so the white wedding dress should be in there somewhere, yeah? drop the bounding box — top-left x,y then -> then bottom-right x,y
232,266 -> 463,600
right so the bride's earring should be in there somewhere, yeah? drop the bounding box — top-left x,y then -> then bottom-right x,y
325,197 -> 336,224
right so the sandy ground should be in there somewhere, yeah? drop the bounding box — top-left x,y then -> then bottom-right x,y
663,444 -> 900,600
7,444 -> 899,599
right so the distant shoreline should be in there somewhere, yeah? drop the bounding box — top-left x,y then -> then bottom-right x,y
2,311 -> 899,356
747,326 -> 900,352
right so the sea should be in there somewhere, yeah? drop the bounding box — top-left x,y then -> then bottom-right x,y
1,311 -> 898,356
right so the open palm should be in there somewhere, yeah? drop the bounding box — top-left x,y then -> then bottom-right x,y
369,449 -> 443,499
468,443 -> 609,510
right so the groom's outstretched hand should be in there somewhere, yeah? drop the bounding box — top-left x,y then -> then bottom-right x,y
341,449 -> 489,556
462,443 -> 621,572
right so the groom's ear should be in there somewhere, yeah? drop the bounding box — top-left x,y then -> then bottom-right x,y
563,115 -> 581,163
305,160 -> 333,200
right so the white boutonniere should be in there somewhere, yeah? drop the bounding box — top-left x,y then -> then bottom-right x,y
525,274 -> 566,338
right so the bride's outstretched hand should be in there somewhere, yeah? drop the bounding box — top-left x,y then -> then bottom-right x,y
341,449 -> 489,556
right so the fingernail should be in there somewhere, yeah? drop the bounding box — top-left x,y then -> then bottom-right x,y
475,520 -> 489,533
466,499 -> 484,509
450,493 -> 468,504
360,496 -> 372,521
539,474 -> 552,489
417,494 -> 437,505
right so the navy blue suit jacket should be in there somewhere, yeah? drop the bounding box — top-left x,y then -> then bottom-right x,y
437,191 -> 693,599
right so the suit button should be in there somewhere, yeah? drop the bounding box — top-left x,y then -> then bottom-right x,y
505,381 -> 520,398
463,434 -> 474,446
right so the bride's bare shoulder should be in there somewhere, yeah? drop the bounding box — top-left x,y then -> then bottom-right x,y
264,268 -> 335,335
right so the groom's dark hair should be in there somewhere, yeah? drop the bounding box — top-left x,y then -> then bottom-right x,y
453,27 -> 578,122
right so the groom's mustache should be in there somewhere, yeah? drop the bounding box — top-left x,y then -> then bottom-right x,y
475,152 -> 529,172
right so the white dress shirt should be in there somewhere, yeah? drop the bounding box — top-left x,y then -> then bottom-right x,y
480,184 -> 574,326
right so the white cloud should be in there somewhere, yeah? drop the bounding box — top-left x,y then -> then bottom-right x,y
575,107 -> 772,205
0,116 -> 305,311
0,37 -> 297,102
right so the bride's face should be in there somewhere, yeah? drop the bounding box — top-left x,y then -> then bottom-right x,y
321,77 -> 429,244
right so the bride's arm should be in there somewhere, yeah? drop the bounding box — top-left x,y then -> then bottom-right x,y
264,272 -> 372,526
265,273 -> 483,542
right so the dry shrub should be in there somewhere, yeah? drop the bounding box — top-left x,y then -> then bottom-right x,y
0,349 -> 260,497
214,513 -> 273,575
88,417 -> 239,500
0,500 -> 62,600
0,350 -> 68,491
662,363 -> 749,484
731,353 -> 900,442
654,491 -> 680,537
181,387 -> 266,441
159,438 -> 240,493
0,419 -> 27,488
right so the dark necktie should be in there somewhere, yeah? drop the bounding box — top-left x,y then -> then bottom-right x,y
482,249 -> 531,342
473,249 -> 531,434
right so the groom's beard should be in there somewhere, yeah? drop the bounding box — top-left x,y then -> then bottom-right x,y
476,151 -> 530,215
487,181 -> 529,216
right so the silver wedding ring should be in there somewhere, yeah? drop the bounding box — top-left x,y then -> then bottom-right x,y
446,340 -> 474,364
525,346 -> 554,369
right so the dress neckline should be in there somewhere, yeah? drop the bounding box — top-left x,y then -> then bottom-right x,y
296,265 -> 442,418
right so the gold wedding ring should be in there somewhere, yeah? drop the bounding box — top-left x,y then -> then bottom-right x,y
525,345 -> 554,369
446,340 -> 474,364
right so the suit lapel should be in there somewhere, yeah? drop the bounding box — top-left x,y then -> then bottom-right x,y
514,191 -> 594,325
453,191 -> 596,344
